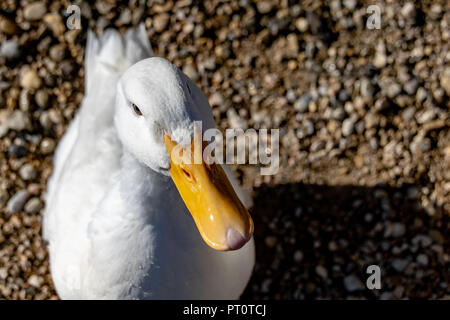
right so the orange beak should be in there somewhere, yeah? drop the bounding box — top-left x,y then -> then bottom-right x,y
164,131 -> 253,251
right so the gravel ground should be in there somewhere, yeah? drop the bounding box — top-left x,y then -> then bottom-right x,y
0,0 -> 449,299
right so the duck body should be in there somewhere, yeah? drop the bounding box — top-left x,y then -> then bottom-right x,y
43,25 -> 255,299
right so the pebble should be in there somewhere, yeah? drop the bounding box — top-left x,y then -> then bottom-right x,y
403,78 -> 419,95
8,145 -> 27,157
391,223 -> 406,238
416,254 -> 429,266
227,108 -> 248,129
257,1 -> 274,14
401,2 -> 416,20
341,118 -> 355,137
343,275 -> 364,292
315,265 -> 328,279
265,236 -> 277,248
209,92 -> 224,107
416,109 -> 435,124
0,16 -> 16,34
360,78 -> 375,97
6,190 -> 30,214
373,52 -> 386,69
384,81 -> 402,98
392,259 -> 408,272
24,2 -> 47,21
19,164 -> 37,181
295,18 -> 308,32
0,110 -> 31,135
43,13 -> 65,37
293,250 -> 303,262
40,138 -> 56,154
35,89 -> 49,108
153,13 -> 169,32
182,64 -> 199,81
24,197 -> 43,214
440,68 -> 450,95
49,44 -> 66,62
27,275 -> 44,287
0,40 -> 21,60
294,94 -> 311,113
401,107 -> 415,121
20,69 -> 42,90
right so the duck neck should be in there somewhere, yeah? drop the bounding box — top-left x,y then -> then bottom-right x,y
119,150 -> 172,219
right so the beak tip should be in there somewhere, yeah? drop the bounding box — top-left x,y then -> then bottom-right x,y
226,227 -> 250,251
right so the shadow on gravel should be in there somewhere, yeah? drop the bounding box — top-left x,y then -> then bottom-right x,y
241,183 -> 449,300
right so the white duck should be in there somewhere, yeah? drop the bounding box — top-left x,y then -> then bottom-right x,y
43,24 -> 255,299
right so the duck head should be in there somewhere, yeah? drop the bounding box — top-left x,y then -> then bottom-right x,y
114,57 -> 253,251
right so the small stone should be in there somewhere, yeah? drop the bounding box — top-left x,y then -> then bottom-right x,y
440,68 -> 450,96
27,183 -> 41,195
286,89 -> 297,103
200,58 -> 216,71
227,108 -> 248,130
265,236 -> 277,248
403,78 -> 419,95
416,87 -> 428,102
6,110 -> 31,131
182,64 -> 199,82
0,16 -> 17,34
293,250 -> 303,262
385,81 -> 402,98
295,17 -> 308,32
153,13 -> 169,32
392,259 -> 408,272
19,163 -> 37,181
8,145 -> 27,157
294,94 -> 311,113
261,279 -> 272,293
43,13 -> 65,37
401,2 -> 416,20
24,2 -> 47,21
401,107 -> 415,121
342,118 -> 355,137
315,265 -> 328,279
256,1 -> 273,14
301,119 -> 314,136
343,275 -> 364,292
60,60 -> 75,79
49,44 -> 66,62
416,254 -> 428,266
373,52 -> 386,69
27,274 -> 43,287
35,89 -> 49,108
343,0 -> 357,10
209,92 -> 223,107
374,97 -> 390,111
360,78 -> 375,97
6,190 -> 30,214
407,187 -> 419,199
416,109 -> 435,124
116,8 -> 131,26
24,197 -> 43,214
40,138 -> 56,154
0,40 -> 21,60
20,69 -> 42,90
391,223 -> 406,237
19,89 -> 31,111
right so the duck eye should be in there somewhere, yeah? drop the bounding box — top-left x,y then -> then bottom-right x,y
131,103 -> 143,116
